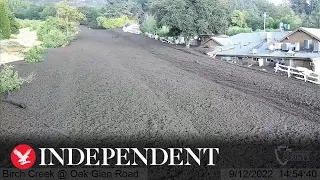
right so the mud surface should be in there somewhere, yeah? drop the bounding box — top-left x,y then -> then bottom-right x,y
1,27 -> 320,178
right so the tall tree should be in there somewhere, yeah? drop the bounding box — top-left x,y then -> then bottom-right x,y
100,0 -> 140,19
150,0 -> 228,47
309,0 -> 320,28
140,13 -> 157,33
280,9 -> 302,29
0,0 -> 11,39
40,4 -> 57,20
230,10 -> 248,28
290,0 -> 312,14
56,0 -> 84,37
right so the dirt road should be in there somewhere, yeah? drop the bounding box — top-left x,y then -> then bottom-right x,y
1,27 -> 320,177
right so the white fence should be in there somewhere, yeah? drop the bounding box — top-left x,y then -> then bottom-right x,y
274,64 -> 320,85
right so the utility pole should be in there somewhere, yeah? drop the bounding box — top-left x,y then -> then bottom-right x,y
263,12 -> 267,32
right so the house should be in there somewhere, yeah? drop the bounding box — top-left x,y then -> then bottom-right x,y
202,36 -> 232,48
207,27 -> 320,74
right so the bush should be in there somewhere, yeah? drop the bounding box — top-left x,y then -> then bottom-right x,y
157,26 -> 170,37
227,26 -> 253,36
17,19 -> 43,30
255,28 -> 280,32
24,46 -> 44,63
0,65 -> 23,94
140,14 -> 157,34
100,15 -> 137,29
42,28 -> 68,48
37,17 -> 75,48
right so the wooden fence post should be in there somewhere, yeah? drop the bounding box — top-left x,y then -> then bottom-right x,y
288,66 -> 291,77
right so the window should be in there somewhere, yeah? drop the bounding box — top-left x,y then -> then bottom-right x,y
252,58 -> 259,62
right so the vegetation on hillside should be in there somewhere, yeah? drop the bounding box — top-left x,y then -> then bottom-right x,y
4,0 -> 320,48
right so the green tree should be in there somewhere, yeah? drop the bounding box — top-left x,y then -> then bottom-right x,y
8,12 -> 20,34
78,6 -> 101,29
40,4 -> 57,20
196,0 -> 229,35
309,1 -> 320,28
0,0 -> 11,39
101,0 -> 140,19
37,17 -> 68,48
140,14 -> 157,33
150,0 -> 228,47
290,0 -> 313,14
8,0 -> 44,20
230,10 -> 248,28
280,9 -> 302,29
245,10 -> 263,31
56,1 -> 84,38
301,13 -> 313,28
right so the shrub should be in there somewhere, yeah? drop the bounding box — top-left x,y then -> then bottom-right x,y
255,28 -> 280,32
37,17 -> 79,47
41,28 -> 68,48
35,2 -> 83,48
17,19 -> 43,30
24,46 -> 44,63
140,14 -> 157,34
0,65 -> 23,94
100,15 -> 137,29
157,26 -> 170,37
227,26 -> 253,36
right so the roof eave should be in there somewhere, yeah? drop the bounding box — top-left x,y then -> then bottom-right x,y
216,53 -> 316,60
279,27 -> 320,42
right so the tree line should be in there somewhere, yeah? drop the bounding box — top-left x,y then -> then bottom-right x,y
2,0 -> 320,42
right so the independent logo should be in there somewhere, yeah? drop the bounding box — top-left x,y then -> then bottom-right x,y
11,144 -> 36,169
